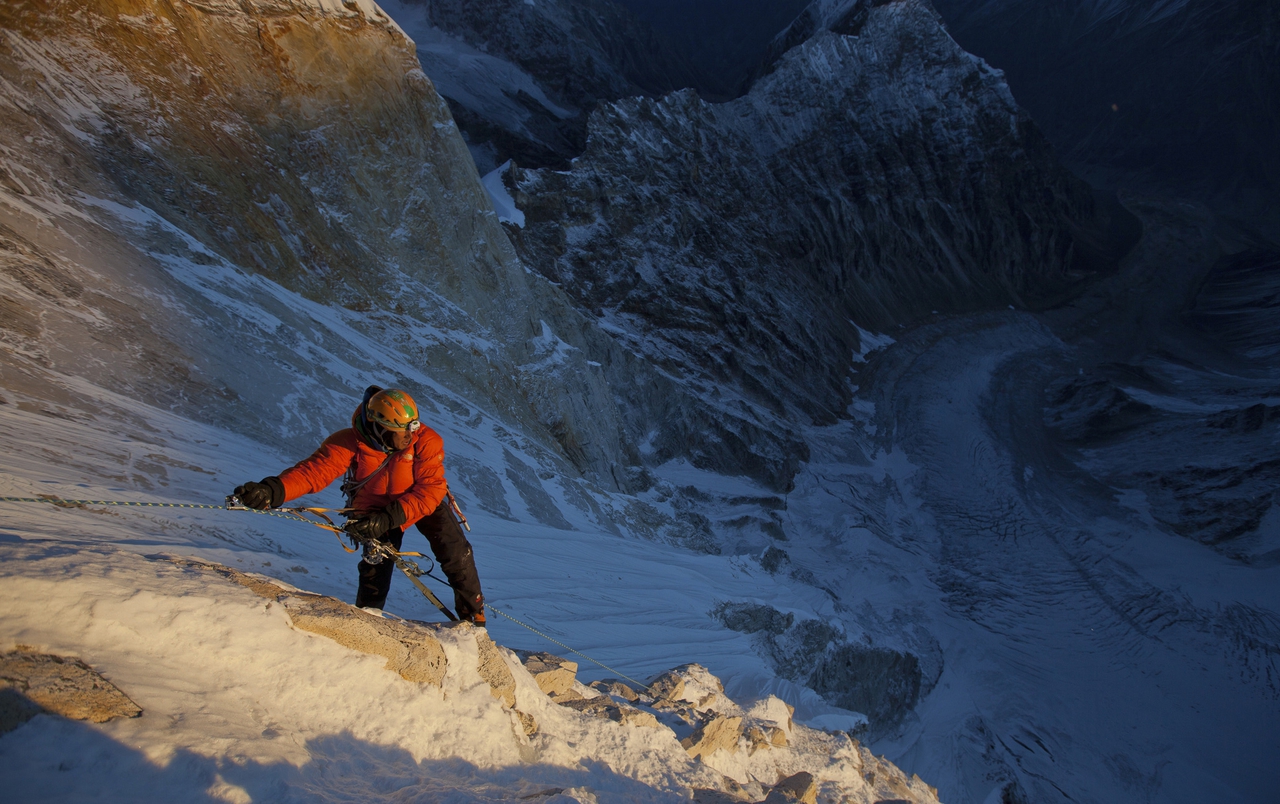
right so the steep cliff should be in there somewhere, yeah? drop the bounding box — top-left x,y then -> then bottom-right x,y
0,0 -> 648,492
507,0 -> 1123,489
379,0 -> 700,171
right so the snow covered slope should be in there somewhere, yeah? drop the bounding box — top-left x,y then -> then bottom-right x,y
3,1 -> 1276,803
0,0 -> 943,800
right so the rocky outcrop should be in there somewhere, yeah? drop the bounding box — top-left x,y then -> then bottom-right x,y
518,650 -> 580,698
715,602 -> 931,732
682,715 -> 745,760
383,0 -> 700,170
0,649 -> 142,733
762,771 -> 817,804
178,558 -> 451,687
508,0 -> 1118,490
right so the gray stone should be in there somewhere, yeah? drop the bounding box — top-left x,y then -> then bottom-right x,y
558,695 -> 661,729
588,678 -> 640,702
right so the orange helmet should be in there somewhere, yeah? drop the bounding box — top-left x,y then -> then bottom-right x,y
365,388 -> 420,432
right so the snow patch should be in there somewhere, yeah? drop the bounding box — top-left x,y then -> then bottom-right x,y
481,160 -> 525,228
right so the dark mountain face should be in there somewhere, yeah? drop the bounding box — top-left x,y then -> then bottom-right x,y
504,0 -> 1130,490
612,0 -> 813,98
930,0 -> 1280,232
383,0 -> 702,170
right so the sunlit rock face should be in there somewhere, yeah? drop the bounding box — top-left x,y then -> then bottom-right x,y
380,0 -> 699,171
0,0 -> 647,487
507,0 -> 1113,487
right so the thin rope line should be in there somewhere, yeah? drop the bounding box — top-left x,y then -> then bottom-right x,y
4,496 -> 654,694
0,496 -> 335,528
482,602 -> 654,694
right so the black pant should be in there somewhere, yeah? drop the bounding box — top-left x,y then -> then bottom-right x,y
355,498 -> 484,619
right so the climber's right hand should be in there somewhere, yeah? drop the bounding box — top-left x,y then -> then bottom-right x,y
232,477 -> 283,510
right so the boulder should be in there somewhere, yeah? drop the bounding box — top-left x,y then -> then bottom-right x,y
681,715 -> 744,760
762,772 -> 817,804
0,649 -> 141,733
588,678 -> 641,702
518,651 -> 579,698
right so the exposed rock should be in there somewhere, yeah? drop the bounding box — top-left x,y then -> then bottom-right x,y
476,630 -> 517,708
649,663 -> 740,716
0,648 -> 141,733
514,708 -> 540,737
762,771 -> 817,804
280,595 -> 450,688
558,695 -> 661,729
713,601 -> 794,635
746,723 -> 788,753
692,788 -> 752,804
681,715 -> 744,760
518,651 -> 580,698
587,678 -> 640,702
510,0 -> 1124,491
0,0 -> 656,503
720,613 -> 922,731
853,744 -> 940,804
647,669 -> 686,704
173,559 -> 448,689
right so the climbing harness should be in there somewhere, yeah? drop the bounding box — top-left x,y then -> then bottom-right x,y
357,538 -> 458,621
339,454 -> 392,508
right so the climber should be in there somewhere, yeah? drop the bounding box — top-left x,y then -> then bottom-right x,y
232,386 -> 485,624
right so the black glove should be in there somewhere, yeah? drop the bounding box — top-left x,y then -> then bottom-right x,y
233,476 -> 284,510
343,503 -> 406,543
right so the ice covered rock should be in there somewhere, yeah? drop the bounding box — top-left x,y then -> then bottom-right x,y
648,663 -> 741,716
0,649 -> 141,733
475,630 -> 518,708
517,650 -> 580,698
558,694 -> 661,729
285,597 -> 451,687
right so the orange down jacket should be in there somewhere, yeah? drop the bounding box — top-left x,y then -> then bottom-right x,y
277,414 -> 449,528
